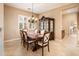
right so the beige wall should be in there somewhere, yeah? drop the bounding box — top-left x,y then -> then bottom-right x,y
4,5 -> 38,41
39,8 -> 62,40
77,12 -> 79,29
0,3 -> 4,55
39,4 -> 78,40
4,4 -> 79,41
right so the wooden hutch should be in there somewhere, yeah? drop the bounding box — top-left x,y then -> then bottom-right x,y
39,16 -> 55,40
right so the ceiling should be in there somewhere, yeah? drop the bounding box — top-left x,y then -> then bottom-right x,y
5,3 -> 70,14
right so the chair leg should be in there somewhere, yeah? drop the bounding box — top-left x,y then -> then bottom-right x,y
23,41 -> 26,47
48,44 -> 50,52
23,41 -> 25,47
42,47 -> 44,56
27,43 -> 29,51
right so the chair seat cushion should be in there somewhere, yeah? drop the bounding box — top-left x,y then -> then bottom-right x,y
27,40 -> 34,43
25,39 -> 35,43
38,41 -> 48,46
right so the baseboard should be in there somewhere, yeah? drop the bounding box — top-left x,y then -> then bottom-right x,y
4,38 -> 21,42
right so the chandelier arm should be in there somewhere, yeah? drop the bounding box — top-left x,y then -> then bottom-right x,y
32,3 -> 33,17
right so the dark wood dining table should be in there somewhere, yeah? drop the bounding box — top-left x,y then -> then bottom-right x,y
23,30 -> 43,51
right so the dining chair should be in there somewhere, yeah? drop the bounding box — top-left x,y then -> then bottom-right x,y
37,32 -> 50,56
40,30 -> 45,34
35,29 -> 38,33
22,31 -> 36,50
40,30 -> 45,37
20,30 -> 26,47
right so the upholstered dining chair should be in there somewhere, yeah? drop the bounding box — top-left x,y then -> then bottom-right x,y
40,30 -> 45,37
20,30 -> 26,47
37,32 -> 50,56
35,29 -> 38,33
22,31 -> 36,50
40,30 -> 45,34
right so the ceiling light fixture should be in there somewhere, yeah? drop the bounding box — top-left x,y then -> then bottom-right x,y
28,3 -> 37,23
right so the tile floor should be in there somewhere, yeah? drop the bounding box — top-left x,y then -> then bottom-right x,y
4,34 -> 79,56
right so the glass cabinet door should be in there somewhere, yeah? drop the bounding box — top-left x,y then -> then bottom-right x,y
40,21 -> 44,30
45,20 -> 48,32
39,16 -> 55,40
50,20 -> 53,32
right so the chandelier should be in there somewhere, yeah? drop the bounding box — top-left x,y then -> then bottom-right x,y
28,3 -> 37,23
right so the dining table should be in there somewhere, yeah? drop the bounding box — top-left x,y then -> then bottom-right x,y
23,30 -> 43,51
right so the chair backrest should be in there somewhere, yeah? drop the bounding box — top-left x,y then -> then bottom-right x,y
40,30 -> 45,35
43,33 -> 50,43
20,30 -> 24,39
35,29 -> 38,33
22,31 -> 27,41
20,30 -> 27,42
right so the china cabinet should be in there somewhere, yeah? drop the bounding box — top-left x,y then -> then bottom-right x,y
39,16 -> 55,40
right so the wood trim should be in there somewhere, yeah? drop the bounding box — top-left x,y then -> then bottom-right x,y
77,12 -> 79,29
4,38 -> 20,42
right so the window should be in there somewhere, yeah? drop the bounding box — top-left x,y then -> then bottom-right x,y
28,19 -> 37,31
18,15 -> 27,30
